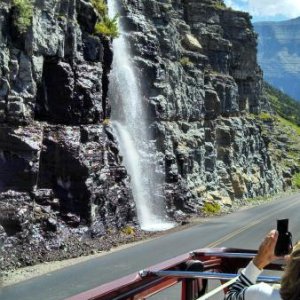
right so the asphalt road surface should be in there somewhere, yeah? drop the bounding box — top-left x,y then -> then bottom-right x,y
1,192 -> 300,300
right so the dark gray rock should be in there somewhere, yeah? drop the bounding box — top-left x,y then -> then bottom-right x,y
120,0 -> 288,216
0,0 -> 136,270
0,125 -> 43,192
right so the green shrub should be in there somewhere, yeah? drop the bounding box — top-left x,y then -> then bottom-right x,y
91,0 -> 108,16
12,0 -> 33,33
91,0 -> 119,38
292,173 -> 300,189
121,226 -> 135,235
102,118 -> 110,125
214,0 -> 226,9
258,112 -> 273,121
277,116 -> 300,136
202,201 -> 221,215
180,57 -> 193,67
95,15 -> 119,38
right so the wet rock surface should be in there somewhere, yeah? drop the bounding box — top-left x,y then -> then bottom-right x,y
0,189 -> 147,271
0,123 -> 139,270
0,0 -> 137,270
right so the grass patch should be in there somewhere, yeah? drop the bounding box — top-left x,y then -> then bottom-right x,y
276,116 -> 300,136
213,0 -> 226,9
292,173 -> 300,189
12,0 -> 33,33
180,57 -> 193,67
95,15 -> 119,38
202,201 -> 221,215
288,151 -> 300,164
121,226 -> 135,235
91,0 -> 108,16
258,112 -> 274,121
91,0 -> 119,38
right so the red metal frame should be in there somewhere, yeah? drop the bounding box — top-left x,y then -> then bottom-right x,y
65,247 -> 283,300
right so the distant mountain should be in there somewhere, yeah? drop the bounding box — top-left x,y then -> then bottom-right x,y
254,17 -> 300,101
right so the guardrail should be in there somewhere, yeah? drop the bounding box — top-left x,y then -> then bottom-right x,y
65,247 -> 284,300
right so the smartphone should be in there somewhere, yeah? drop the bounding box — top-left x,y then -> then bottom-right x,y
275,219 -> 292,256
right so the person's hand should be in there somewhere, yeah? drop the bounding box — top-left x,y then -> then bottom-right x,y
253,230 -> 279,270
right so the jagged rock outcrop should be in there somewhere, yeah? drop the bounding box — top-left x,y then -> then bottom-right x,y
120,0 -> 290,217
0,0 -> 108,124
254,17 -> 300,102
0,0 -> 136,269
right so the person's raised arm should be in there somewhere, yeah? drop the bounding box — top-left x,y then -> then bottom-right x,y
225,230 -> 279,300
253,230 -> 278,270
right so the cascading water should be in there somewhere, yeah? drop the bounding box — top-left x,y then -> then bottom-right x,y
108,0 -> 174,231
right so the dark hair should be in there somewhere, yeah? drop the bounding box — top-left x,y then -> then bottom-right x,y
280,243 -> 300,300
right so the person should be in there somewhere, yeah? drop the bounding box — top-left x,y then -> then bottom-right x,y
225,229 -> 300,300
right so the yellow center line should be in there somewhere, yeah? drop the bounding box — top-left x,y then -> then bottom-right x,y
205,199 -> 299,248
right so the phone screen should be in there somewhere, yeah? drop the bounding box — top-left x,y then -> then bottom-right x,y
277,219 -> 288,233
275,219 -> 292,256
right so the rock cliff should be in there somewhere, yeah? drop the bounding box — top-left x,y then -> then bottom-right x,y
0,0 -> 136,269
120,0 -> 287,217
0,0 -> 297,269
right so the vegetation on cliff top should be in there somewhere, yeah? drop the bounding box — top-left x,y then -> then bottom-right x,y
213,0 -> 226,10
92,0 -> 119,38
12,0 -> 33,33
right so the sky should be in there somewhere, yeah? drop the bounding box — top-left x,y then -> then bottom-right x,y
224,0 -> 300,22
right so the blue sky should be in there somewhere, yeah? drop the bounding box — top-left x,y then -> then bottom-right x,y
224,0 -> 300,22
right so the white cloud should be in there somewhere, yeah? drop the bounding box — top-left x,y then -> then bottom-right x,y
225,0 -> 300,19
248,0 -> 300,18
224,0 -> 248,12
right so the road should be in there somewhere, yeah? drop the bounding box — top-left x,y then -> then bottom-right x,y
1,192 -> 300,300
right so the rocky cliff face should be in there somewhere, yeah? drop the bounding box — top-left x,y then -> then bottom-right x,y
0,0 -> 295,270
254,17 -> 300,101
0,0 -> 137,269
121,0 -> 287,218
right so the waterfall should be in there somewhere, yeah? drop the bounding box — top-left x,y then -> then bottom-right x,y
107,0 -> 174,231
